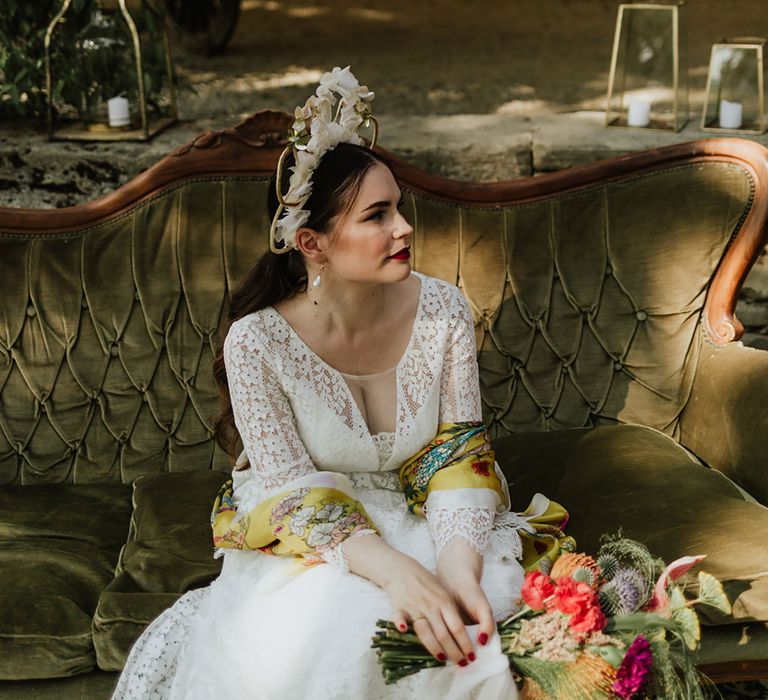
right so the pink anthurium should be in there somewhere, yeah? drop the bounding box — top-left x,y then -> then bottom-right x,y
648,555 -> 707,612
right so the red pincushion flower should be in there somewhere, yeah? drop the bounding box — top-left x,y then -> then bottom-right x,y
521,571 -> 555,610
470,459 -> 490,477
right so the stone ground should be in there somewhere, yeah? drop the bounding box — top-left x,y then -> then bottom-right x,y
1,0 -> 768,350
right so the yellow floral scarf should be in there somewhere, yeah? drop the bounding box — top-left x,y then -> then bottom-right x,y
211,421 -> 575,572
211,473 -> 377,559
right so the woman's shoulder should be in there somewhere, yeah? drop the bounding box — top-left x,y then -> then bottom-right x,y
416,272 -> 470,316
224,310 -> 274,354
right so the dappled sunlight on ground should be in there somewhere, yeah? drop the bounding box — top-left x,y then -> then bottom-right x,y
171,0 -> 766,122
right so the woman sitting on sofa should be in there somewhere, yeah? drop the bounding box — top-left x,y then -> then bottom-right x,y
112,66 -> 546,700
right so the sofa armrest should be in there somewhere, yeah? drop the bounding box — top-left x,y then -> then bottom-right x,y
679,341 -> 768,505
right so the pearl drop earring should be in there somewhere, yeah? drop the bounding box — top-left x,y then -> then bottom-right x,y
312,266 -> 324,288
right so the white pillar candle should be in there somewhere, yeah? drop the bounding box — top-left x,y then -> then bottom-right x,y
627,99 -> 652,127
107,96 -> 130,127
719,99 -> 743,129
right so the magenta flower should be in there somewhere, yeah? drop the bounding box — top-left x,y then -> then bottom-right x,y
613,635 -> 653,699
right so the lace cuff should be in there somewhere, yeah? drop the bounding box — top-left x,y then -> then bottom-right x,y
424,485 -> 525,562
426,506 -> 496,558
318,528 -> 378,573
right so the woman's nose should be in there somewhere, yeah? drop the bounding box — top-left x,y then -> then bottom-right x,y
394,211 -> 414,238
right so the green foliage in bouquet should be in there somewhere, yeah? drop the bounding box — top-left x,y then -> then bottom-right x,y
372,535 -> 731,699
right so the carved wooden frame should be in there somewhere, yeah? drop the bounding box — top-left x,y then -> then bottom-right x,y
1,108 -> 767,348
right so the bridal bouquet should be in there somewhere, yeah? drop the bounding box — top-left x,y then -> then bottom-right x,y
372,536 -> 731,699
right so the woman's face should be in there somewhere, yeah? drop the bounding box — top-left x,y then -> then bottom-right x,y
323,162 -> 414,284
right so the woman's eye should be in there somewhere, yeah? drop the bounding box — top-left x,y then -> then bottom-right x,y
367,210 -> 385,221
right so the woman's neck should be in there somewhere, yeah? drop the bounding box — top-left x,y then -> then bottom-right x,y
307,275 -> 405,343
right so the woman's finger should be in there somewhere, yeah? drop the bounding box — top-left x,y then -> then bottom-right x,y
442,605 -> 476,661
429,611 -> 466,666
391,609 -> 409,633
411,616 -> 447,663
474,598 -> 496,647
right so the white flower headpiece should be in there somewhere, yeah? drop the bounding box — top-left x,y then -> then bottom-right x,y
269,66 -> 378,254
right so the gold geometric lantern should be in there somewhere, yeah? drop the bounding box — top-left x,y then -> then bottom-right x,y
45,0 -> 177,141
701,38 -> 766,134
605,2 -> 687,132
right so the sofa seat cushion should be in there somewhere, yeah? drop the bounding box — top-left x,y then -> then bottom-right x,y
93,470 -> 228,671
0,484 -> 132,680
493,423 -> 768,626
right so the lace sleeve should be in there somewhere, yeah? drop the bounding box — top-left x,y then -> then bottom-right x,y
224,318 -> 316,493
437,286 -> 483,424
223,318 -> 376,569
426,288 -> 499,558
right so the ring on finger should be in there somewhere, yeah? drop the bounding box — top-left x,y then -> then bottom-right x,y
411,614 -> 428,623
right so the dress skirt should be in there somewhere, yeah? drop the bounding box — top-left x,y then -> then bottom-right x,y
111,482 -> 525,700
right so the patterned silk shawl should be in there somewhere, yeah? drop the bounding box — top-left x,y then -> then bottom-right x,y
211,421 -> 574,571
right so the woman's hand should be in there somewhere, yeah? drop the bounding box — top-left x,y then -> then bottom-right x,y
340,532 -> 480,665
384,553 -> 479,666
435,537 -> 496,649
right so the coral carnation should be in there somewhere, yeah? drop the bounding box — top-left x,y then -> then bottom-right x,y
553,577 -> 595,616
521,571 -> 555,610
570,604 -> 607,635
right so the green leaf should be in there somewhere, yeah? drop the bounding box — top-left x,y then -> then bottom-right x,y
588,643 -> 625,667
696,571 -> 731,614
670,588 -> 700,651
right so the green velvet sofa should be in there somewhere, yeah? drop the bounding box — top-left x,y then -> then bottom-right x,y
1,111 -> 768,698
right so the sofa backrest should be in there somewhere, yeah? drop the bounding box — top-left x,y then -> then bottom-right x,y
0,112 -> 766,485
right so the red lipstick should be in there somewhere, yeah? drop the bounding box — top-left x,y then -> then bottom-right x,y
389,248 -> 410,260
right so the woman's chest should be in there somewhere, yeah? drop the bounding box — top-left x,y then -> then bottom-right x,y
279,343 -> 444,473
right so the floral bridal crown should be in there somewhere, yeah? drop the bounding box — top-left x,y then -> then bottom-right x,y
269,66 -> 379,255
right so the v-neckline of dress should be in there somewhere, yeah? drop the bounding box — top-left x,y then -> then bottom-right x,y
266,271 -> 426,451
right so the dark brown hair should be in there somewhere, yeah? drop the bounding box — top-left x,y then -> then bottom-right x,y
212,142 -> 390,461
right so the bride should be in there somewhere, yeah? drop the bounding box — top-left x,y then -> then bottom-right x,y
112,67 -> 536,700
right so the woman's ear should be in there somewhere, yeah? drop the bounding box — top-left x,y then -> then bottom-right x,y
295,226 -> 326,265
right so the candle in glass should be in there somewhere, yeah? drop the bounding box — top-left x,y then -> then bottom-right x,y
107,96 -> 130,127
719,99 -> 743,129
627,99 -> 651,127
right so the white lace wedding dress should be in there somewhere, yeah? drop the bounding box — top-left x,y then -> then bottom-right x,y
112,271 -> 525,700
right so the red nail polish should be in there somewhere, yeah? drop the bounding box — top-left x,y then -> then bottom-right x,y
437,653 -> 447,662
399,624 -> 406,632
478,632 -> 488,646
458,658 -> 468,667
468,652 -> 476,662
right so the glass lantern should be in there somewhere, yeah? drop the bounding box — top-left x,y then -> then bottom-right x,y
605,2 -> 687,132
701,38 -> 766,134
45,0 -> 177,141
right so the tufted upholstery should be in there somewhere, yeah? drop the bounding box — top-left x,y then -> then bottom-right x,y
2,114 -> 768,689
0,179 -> 271,485
410,163 -> 751,438
0,160 -> 753,485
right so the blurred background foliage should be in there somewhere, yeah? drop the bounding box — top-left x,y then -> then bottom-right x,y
0,0 -> 217,120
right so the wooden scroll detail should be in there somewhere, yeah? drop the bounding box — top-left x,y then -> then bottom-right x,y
171,110 -> 293,156
0,111 -> 766,346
